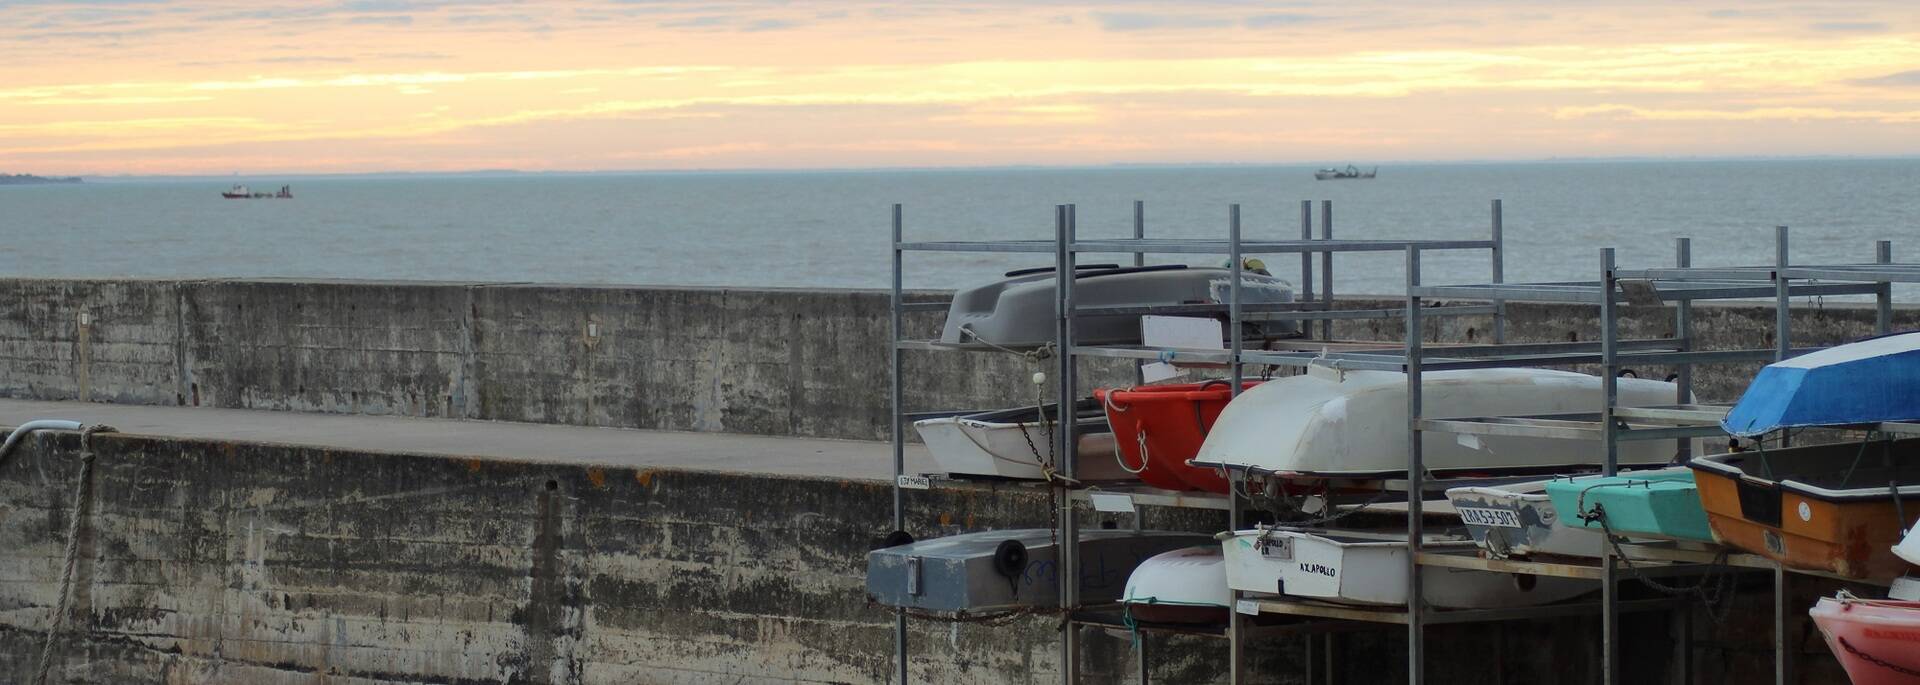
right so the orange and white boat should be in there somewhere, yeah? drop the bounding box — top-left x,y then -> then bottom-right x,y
1095,380 -> 1259,493
1690,439 -> 1920,581
1811,592 -> 1920,685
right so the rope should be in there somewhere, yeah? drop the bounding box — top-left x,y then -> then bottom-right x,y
958,323 -> 1056,362
1117,431 -> 1150,475
1100,391 -> 1150,475
35,424 -> 116,685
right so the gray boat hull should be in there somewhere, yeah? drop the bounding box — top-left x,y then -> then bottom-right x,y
940,265 -> 1294,348
867,528 -> 1212,612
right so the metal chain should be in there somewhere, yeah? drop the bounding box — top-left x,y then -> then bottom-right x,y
1586,502 -> 1738,623
36,424 -> 115,685
1839,636 -> 1920,677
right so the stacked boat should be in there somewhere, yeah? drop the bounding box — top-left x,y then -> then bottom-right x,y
900,266 -> 1920,645
915,265 -> 1292,482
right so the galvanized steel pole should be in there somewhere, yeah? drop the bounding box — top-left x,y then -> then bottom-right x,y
889,204 -> 908,685
1491,199 -> 1506,344
1056,205 -> 1080,684
1404,244 -> 1425,685
1600,247 -> 1620,685
1301,200 -> 1315,307
1228,204 -> 1247,685
1774,227 -> 1791,362
1877,240 -> 1894,335
1133,201 -> 1146,269
1773,227 -> 1791,452
1320,201 -> 1334,340
1674,238 -> 1693,461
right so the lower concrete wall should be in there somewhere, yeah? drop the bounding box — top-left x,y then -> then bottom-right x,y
0,430 -> 1846,684
5,278 -> 1911,443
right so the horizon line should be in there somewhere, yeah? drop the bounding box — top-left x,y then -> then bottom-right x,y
27,152 -> 1920,181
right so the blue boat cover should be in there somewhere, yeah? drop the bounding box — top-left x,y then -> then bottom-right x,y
1722,332 -> 1920,437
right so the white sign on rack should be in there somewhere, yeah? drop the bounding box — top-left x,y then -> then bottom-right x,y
1089,493 -> 1136,513
1142,315 -> 1224,351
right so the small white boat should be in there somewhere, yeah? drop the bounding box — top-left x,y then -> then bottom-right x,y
914,401 -> 1127,481
1220,527 -> 1593,608
1193,365 -> 1694,478
1446,479 -> 1610,558
1122,546 -> 1230,624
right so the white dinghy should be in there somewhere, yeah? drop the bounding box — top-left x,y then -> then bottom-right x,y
1447,479 -> 1609,559
914,401 -> 1126,481
1122,546 -> 1231,624
1220,527 -> 1593,608
1193,366 -> 1694,479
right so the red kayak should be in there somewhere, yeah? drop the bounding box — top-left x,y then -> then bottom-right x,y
1096,380 -> 1260,493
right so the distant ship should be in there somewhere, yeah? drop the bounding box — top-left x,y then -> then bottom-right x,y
1314,165 -> 1377,181
222,184 -> 293,199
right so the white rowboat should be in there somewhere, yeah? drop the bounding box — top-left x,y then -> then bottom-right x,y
1194,366 -> 1694,478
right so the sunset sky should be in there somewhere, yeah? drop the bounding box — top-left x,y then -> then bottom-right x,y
3,1 -> 1918,175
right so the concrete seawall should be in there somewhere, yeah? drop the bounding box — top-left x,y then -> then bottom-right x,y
2,278 -> 1912,442
4,420 -> 1827,684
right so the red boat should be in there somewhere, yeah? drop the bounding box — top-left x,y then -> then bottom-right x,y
1096,380 -> 1260,493
1811,593 -> 1920,684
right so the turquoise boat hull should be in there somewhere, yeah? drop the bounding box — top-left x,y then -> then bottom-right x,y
1543,467 -> 1713,542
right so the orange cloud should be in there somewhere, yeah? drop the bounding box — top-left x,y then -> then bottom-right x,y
1,1 -> 1917,174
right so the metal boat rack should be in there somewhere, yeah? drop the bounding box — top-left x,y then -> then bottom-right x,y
886,201 -> 1911,684
1399,226 -> 1909,685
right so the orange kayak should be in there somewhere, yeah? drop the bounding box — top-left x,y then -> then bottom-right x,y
1096,380 -> 1260,493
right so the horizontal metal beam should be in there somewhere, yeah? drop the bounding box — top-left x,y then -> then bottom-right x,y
1420,415 -> 1727,441
1614,267 -> 1777,281
1411,279 -> 1883,304
894,339 -> 1022,353
1066,487 -> 1232,511
1070,302 -> 1305,317
1613,405 -> 1731,424
1068,238 -> 1496,255
1410,283 -> 1607,304
1415,338 -> 1683,359
1239,350 -> 1420,371
1070,345 -> 1232,364
895,240 -> 1059,253
1882,422 -> 1920,437
1786,265 -> 1920,282
1674,282 -> 1882,300
1260,305 -> 1499,322
1419,417 -> 1602,441
1417,552 -> 1607,579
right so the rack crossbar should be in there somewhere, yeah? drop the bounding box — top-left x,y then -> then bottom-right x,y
1068,238 -> 1496,255
896,240 -> 1060,253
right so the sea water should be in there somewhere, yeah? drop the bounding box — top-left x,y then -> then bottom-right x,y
3,159 -> 1916,296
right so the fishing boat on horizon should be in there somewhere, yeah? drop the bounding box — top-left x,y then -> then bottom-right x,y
1314,165 -> 1376,180
222,184 -> 292,199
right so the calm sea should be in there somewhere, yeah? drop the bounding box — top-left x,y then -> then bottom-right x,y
4,159 -> 1917,296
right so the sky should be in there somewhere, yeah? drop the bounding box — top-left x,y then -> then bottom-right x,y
2,0 -> 1918,175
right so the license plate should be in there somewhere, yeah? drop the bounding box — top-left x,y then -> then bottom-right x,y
1260,537 -> 1293,560
1458,506 -> 1523,529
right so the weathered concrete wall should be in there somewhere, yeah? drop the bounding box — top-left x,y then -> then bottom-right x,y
0,278 -> 1912,442
0,429 -> 1243,684
0,429 -> 1850,684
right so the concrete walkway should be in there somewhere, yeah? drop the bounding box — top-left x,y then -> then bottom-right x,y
0,399 -> 933,482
